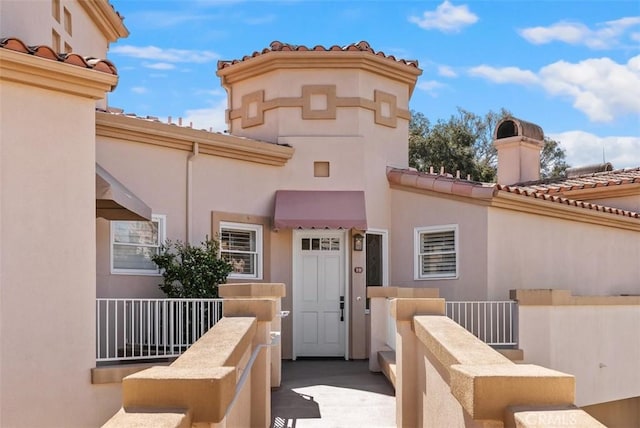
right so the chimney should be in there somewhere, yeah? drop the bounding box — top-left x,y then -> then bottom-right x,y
493,117 -> 544,185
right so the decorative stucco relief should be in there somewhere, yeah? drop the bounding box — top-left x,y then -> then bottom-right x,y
230,85 -> 410,129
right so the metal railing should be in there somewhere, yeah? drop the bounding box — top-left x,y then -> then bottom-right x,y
446,301 -> 517,346
96,298 -> 224,362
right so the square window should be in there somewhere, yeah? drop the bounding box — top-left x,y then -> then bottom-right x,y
414,225 -> 458,280
111,214 -> 165,275
314,161 -> 330,177
220,222 -> 263,279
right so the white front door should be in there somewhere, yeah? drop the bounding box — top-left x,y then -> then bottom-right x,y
294,231 -> 346,357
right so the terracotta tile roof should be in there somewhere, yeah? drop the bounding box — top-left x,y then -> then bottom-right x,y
504,167 -> 640,195
217,40 -> 419,70
496,184 -> 640,218
0,37 -> 117,75
388,167 -> 640,219
386,168 -> 497,199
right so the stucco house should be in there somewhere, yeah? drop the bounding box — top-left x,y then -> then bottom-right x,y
0,0 -> 638,426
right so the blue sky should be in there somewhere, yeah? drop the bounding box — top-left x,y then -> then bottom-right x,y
107,0 -> 640,169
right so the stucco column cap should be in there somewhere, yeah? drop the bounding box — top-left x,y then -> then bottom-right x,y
390,298 -> 445,321
450,364 -> 575,421
223,298 -> 277,321
122,366 -> 236,423
219,282 -> 286,298
367,286 -> 439,298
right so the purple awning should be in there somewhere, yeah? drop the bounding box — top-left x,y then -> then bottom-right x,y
273,190 -> 367,230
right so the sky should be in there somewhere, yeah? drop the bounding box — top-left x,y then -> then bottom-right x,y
107,0 -> 640,169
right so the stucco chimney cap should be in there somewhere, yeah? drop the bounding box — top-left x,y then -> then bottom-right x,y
495,117 -> 544,142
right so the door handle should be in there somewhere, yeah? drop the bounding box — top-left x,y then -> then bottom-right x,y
339,296 -> 345,322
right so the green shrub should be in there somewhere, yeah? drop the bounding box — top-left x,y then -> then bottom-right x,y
151,238 -> 232,298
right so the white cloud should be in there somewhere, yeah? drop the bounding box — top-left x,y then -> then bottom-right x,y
469,55 -> 640,123
417,80 -> 445,96
519,16 -> 640,49
437,65 -> 457,77
244,14 -> 276,25
182,99 -> 228,132
549,131 -> 640,169
468,65 -> 539,85
408,1 -> 478,33
144,62 -> 175,70
539,56 -> 640,122
131,87 -> 147,94
111,45 -> 219,64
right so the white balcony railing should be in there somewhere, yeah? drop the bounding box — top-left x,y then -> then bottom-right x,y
446,301 -> 517,346
96,298 -> 224,362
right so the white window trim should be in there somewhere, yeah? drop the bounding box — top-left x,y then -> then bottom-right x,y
110,214 -> 166,276
220,221 -> 263,280
414,224 -> 459,280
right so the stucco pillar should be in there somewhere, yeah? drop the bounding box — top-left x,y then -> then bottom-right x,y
223,298 -> 278,427
351,238 -> 367,359
390,298 -> 445,428
368,296 -> 388,371
219,283 -> 285,387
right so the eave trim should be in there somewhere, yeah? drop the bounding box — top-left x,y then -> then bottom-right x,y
95,112 -> 294,166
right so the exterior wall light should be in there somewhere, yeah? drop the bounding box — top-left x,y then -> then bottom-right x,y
353,233 -> 364,251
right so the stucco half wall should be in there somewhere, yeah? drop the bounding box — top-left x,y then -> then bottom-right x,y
488,208 -> 640,298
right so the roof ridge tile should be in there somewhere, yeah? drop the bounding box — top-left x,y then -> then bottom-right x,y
217,40 -> 420,70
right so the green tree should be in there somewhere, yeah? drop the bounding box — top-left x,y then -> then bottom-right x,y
540,137 -> 570,179
409,108 -> 569,182
151,238 -> 232,298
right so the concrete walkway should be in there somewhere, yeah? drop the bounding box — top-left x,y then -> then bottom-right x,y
271,359 -> 395,428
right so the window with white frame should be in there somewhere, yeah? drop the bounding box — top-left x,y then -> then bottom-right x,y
111,214 -> 165,275
414,225 -> 458,280
220,222 -> 263,279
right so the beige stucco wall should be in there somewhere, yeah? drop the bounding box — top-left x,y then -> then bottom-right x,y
0,79 -> 120,426
583,395 -> 640,427
0,0 -> 112,58
518,305 -> 640,407
487,208 -> 640,299
388,189 -> 489,300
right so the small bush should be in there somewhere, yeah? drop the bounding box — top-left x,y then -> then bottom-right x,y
151,238 -> 232,298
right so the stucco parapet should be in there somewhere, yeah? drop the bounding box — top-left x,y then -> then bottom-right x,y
219,282 -> 286,298
390,298 -> 445,321
511,289 -> 640,306
413,316 -> 510,377
122,366 -> 236,423
367,286 -> 439,298
0,48 -> 118,99
217,46 -> 422,91
103,408 -> 191,428
95,111 -> 295,166
450,364 -> 575,421
506,405 -> 605,428
172,317 -> 256,369
78,0 -> 129,42
223,298 -> 277,322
